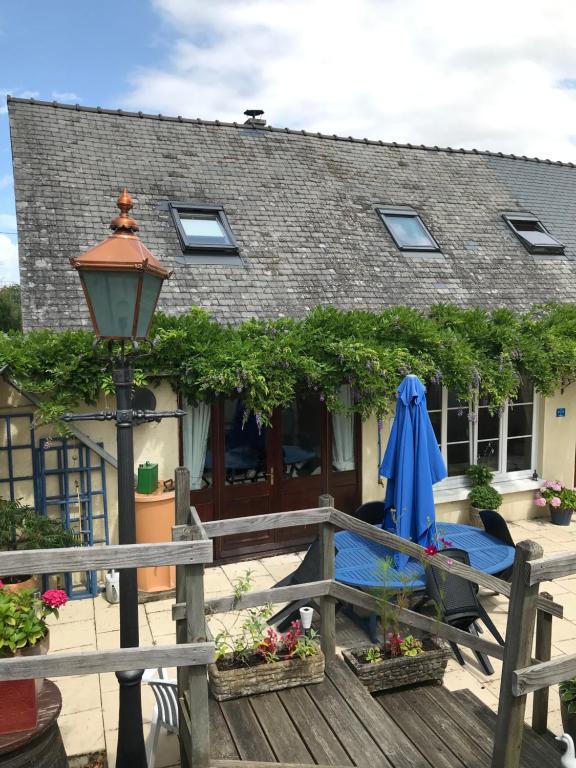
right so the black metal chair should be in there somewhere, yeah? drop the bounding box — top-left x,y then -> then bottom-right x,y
424,547 -> 505,675
479,509 -> 516,581
267,501 -> 385,633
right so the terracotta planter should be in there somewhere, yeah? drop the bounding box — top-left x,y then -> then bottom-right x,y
550,506 -> 574,526
469,506 -> 483,529
135,488 -> 176,593
209,650 -> 325,701
342,638 -> 450,693
2,575 -> 40,593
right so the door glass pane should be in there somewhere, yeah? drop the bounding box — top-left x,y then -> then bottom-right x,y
477,440 -> 499,471
507,436 -> 532,472
282,394 -> 322,479
508,404 -> 533,438
447,443 -> 470,477
447,409 -> 469,443
224,399 -> 267,485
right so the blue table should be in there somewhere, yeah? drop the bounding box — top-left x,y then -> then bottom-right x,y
335,523 -> 515,590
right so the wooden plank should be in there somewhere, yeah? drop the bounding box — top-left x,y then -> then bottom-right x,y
0,539 -> 213,576
330,581 -> 505,660
377,692 -> 465,768
175,467 -> 192,768
330,510 -> 562,617
532,591 -> 553,733
209,699 -> 240,761
514,652 -> 576,695
250,692 -> 313,763
0,641 -> 214,680
320,522 -> 336,659
202,507 -> 332,538
212,761 -> 357,768
326,660 -> 431,768
220,698 -> 275,762
190,504 -> 209,541
458,689 -> 560,765
278,686 -> 353,766
396,687 -> 490,768
491,540 -> 543,768
173,580 -> 332,621
307,674 -> 392,766
527,552 -> 576,585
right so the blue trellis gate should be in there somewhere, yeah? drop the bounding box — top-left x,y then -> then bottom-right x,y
37,437 -> 109,598
0,413 -> 38,506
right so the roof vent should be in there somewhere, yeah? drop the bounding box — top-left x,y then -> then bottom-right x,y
244,108 -> 266,126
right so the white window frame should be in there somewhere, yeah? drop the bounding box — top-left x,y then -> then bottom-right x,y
431,386 -> 539,491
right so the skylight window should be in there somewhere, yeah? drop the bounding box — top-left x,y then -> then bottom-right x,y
169,203 -> 239,259
377,207 -> 440,252
502,213 -> 564,255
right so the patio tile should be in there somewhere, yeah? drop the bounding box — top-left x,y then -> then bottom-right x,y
94,600 -> 148,633
50,673 -> 101,716
46,597 -> 95,625
96,625 -> 153,650
105,724 -> 180,768
552,618 -> 576,642
101,685 -> 155,733
59,708 -> 105,757
145,597 -> 174,614
49,619 -> 96,652
147,609 -> 176,639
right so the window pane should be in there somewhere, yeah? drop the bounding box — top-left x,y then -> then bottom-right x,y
426,382 -> 442,410
447,390 -> 468,408
513,379 -> 533,405
447,409 -> 469,443
447,443 -> 470,477
383,214 -> 437,249
282,394 -> 322,478
180,213 -> 230,245
507,436 -> 532,472
224,399 -> 267,485
477,440 -> 499,471
428,410 -> 441,444
478,407 -> 499,440
508,404 -> 533,438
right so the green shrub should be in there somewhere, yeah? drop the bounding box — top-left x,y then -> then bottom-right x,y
560,678 -> 576,714
468,484 -> 503,510
466,464 -> 494,487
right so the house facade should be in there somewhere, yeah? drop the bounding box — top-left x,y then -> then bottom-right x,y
5,97 -> 576,561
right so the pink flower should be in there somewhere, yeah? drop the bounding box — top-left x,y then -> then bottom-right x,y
41,589 -> 68,609
0,580 -> 4,589
550,496 -> 562,508
535,497 -> 547,507
425,544 -> 438,555
552,482 -> 563,492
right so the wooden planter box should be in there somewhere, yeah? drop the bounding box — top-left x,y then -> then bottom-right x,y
342,639 -> 450,693
209,650 -> 325,701
0,679 -> 38,734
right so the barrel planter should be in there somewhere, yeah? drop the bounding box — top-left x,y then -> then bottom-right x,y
209,650 -> 325,701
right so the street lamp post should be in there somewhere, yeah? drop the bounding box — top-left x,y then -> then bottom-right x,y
64,189 -> 183,767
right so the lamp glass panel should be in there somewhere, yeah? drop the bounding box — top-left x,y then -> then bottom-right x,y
135,273 -> 164,338
82,270 -> 139,338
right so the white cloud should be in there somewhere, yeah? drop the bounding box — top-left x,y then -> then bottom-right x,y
52,91 -> 81,102
123,0 -> 576,161
0,235 -> 19,285
0,174 -> 12,190
0,89 -> 39,114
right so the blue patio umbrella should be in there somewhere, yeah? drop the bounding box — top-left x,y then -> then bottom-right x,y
379,375 -> 447,567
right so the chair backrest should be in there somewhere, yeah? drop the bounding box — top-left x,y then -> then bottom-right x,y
147,679 -> 179,729
425,548 -> 480,624
352,501 -> 385,525
291,538 -> 321,585
479,509 -> 515,548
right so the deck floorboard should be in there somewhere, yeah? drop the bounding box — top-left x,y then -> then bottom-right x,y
208,658 -> 561,767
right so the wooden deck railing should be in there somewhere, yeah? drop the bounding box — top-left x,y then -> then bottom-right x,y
0,464 -> 572,768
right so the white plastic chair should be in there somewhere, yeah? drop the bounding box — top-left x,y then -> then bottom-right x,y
142,668 -> 179,768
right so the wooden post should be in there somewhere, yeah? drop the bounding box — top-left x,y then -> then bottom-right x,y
175,468 -> 192,768
532,590 -> 553,734
319,494 -> 336,659
491,540 -> 543,768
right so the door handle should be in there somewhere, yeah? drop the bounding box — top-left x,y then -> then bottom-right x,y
266,467 -> 274,486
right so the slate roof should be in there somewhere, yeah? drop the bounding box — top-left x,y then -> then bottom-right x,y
8,97 -> 576,331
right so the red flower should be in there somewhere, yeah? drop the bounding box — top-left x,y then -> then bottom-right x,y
424,544 -> 438,555
0,580 -> 4,589
41,589 -> 68,609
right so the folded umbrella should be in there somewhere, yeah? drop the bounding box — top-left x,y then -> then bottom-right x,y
379,375 -> 447,567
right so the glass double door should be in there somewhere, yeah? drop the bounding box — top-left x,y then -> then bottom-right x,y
186,392 -> 360,561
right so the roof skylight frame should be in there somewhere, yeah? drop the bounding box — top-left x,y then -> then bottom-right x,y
502,212 -> 565,256
169,202 -> 239,256
376,206 -> 441,252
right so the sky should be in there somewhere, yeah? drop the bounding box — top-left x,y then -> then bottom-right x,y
2,0 -> 576,285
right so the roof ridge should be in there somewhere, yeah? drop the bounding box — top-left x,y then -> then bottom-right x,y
7,96 -> 576,169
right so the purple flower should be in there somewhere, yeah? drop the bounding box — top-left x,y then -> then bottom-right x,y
467,412 -> 478,423
255,412 -> 263,434
320,393 -> 325,402
236,385 -> 243,393
377,419 -> 383,430
366,361 -> 373,371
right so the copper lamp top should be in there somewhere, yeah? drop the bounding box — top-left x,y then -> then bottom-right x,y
70,188 -> 171,278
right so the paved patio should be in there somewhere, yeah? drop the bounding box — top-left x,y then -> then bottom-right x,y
48,518 -> 576,767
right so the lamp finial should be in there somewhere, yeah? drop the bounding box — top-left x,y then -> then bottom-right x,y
110,187 -> 139,233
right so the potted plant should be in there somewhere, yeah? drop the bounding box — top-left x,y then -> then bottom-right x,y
466,465 -> 502,527
208,574 -> 324,701
342,630 -> 450,692
0,581 -> 68,734
0,498 -> 77,588
560,678 -> 576,741
535,481 -> 576,526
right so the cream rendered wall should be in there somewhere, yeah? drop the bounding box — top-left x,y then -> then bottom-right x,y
0,379 -> 180,544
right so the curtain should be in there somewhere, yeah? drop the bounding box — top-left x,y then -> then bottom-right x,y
183,401 -> 211,490
331,385 -> 355,471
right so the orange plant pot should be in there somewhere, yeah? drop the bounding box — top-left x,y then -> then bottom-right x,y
0,679 -> 38,734
135,487 -> 176,593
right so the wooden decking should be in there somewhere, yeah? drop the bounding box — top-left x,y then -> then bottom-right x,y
209,658 -> 561,767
